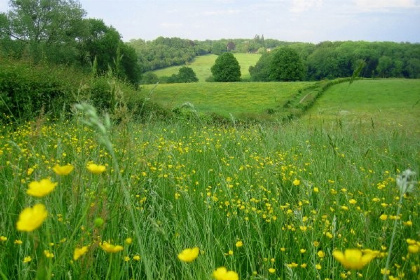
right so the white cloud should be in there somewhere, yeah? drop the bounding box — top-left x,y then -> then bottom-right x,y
290,0 -> 324,13
354,0 -> 418,10
203,9 -> 242,16
160,22 -> 184,29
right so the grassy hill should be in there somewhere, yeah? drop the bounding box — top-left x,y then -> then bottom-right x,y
142,79 -> 420,129
303,79 -> 420,131
142,81 -> 313,119
151,53 -> 261,82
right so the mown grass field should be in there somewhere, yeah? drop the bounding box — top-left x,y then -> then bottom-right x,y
142,81 -> 313,118
151,53 -> 261,81
0,79 -> 419,280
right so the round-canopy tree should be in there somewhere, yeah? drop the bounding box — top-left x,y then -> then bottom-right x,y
211,52 -> 241,82
270,47 -> 305,81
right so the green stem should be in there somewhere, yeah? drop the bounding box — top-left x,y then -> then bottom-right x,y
105,254 -> 113,280
382,193 -> 404,280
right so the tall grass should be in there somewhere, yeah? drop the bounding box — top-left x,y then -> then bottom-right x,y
0,112 -> 418,279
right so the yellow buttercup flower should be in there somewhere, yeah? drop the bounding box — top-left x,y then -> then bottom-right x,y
27,178 -> 57,197
408,244 -> 419,254
16,204 -> 48,232
73,246 -> 89,260
87,163 -> 106,174
177,247 -> 199,263
100,241 -> 123,253
212,267 -> 239,280
333,249 -> 376,270
53,164 -> 74,175
235,240 -> 243,248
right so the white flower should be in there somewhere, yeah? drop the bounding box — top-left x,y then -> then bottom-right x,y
396,169 -> 416,195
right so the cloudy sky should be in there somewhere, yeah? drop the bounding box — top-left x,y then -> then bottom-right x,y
1,0 -> 419,42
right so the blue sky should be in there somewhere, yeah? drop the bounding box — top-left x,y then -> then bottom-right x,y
1,0 -> 419,42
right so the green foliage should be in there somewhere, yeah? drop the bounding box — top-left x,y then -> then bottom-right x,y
269,47 -> 305,81
141,72 -> 159,84
0,59 -> 160,122
165,67 -> 198,83
211,53 -> 241,82
249,52 -> 273,81
6,0 -> 86,63
128,37 -> 198,71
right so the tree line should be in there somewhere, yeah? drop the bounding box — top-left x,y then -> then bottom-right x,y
1,1 -> 419,85
0,0 -> 141,85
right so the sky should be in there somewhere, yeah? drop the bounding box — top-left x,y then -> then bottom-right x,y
1,0 -> 420,43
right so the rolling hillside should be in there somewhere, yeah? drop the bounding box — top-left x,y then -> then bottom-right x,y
142,79 -> 420,129
151,53 -> 262,81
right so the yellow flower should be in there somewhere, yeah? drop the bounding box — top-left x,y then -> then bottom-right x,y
315,264 -> 322,270
235,240 -> 243,248
73,246 -> 89,260
268,268 -> 276,273
53,164 -> 74,175
27,178 -> 57,197
318,250 -> 325,258
293,179 -> 300,186
0,236 -> 7,242
16,204 -> 48,232
178,247 -> 199,263
44,250 -> 54,258
14,240 -> 23,245
379,214 -> 388,221
23,256 -> 32,263
333,249 -> 376,270
100,241 -> 123,253
349,199 -> 357,204
212,267 -> 239,280
125,237 -> 133,245
408,244 -> 419,254
87,163 -> 106,174
133,255 -> 141,261
124,256 -> 130,262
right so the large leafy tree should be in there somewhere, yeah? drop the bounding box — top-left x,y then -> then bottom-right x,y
5,0 -> 86,62
211,52 -> 241,82
270,47 -> 305,81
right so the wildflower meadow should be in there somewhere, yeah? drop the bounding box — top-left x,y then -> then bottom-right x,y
0,103 -> 419,279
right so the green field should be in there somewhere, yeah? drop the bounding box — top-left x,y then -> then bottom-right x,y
303,79 -> 420,131
151,53 -> 261,81
142,81 -> 313,118
1,78 -> 420,279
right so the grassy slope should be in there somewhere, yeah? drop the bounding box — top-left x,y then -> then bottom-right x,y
151,53 -> 261,81
142,81 -> 313,118
303,79 -> 420,131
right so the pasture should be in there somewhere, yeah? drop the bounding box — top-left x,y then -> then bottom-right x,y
151,53 -> 262,81
0,79 -> 419,280
142,81 -> 313,119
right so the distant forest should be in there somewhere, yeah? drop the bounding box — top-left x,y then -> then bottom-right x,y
129,36 -> 420,80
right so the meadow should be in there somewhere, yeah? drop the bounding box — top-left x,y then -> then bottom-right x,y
142,81 -> 313,119
0,79 -> 419,280
151,53 -> 262,82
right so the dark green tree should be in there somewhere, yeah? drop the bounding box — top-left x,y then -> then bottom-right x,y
176,67 -> 198,83
249,52 -> 273,81
269,47 -> 305,81
211,52 -> 241,82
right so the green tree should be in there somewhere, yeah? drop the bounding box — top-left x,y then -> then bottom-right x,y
270,47 -> 304,81
249,52 -> 273,81
211,52 -> 241,82
6,0 -> 86,62
176,67 -> 198,83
